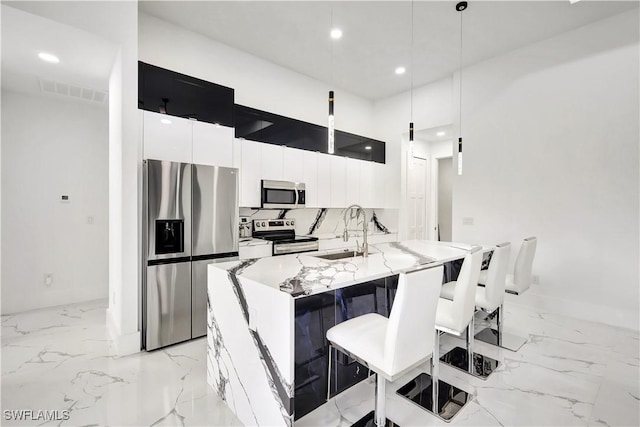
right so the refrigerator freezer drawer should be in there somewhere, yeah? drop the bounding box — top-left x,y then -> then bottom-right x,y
146,262 -> 192,350
191,256 -> 238,338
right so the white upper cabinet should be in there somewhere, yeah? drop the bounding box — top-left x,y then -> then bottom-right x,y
261,143 -> 283,181
143,111 -> 192,163
240,140 -> 262,207
316,153 -> 332,208
192,122 -> 233,167
232,138 -> 242,170
330,156 -> 346,208
345,158 -> 361,206
282,147 -> 305,183
360,160 -> 374,208
371,162 -> 385,208
302,151 -> 319,208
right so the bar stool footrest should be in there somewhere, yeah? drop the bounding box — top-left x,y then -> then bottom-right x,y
475,327 -> 527,352
396,373 -> 472,422
440,346 -> 500,380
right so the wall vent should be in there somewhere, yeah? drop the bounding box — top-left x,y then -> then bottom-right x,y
39,78 -> 108,104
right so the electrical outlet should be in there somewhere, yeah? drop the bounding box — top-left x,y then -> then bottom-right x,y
44,274 -> 53,287
462,217 -> 474,225
87,216 -> 94,225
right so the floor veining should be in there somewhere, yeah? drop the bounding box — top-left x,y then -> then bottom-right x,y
1,294 -> 638,426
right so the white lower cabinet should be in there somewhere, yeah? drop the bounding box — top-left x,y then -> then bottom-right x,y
239,244 -> 272,260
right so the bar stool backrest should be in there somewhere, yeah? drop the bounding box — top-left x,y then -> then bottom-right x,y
451,247 -> 483,332
483,242 -> 511,310
384,265 -> 444,376
514,237 -> 537,292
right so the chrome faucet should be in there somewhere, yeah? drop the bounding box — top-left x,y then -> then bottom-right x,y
342,204 -> 368,257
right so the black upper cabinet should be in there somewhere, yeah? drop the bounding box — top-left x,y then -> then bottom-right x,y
138,62 -> 234,127
235,105 -> 385,164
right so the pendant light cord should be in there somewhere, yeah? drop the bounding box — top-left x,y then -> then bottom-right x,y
330,8 -> 334,86
410,0 -> 414,123
459,7 -> 463,138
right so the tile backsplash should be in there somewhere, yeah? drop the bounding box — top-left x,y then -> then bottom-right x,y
239,207 -> 398,237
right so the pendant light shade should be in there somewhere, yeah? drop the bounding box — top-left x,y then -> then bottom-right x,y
457,137 -> 463,175
456,1 -> 466,175
328,90 -> 335,154
409,121 -> 414,158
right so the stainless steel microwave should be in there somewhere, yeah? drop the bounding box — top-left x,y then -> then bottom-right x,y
261,180 -> 306,209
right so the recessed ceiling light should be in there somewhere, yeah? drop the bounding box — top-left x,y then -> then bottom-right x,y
160,118 -> 172,125
330,28 -> 343,39
365,146 -> 372,150
437,131 -> 446,136
38,52 -> 60,63
395,67 -> 406,75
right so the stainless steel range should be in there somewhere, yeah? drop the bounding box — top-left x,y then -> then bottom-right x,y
253,219 -> 318,256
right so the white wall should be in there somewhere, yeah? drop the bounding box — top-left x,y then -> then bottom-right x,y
373,77 -> 455,239
138,13 -> 375,140
1,90 -> 108,313
450,10 -> 639,330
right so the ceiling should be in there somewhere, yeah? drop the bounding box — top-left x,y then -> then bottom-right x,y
140,1 -> 638,100
1,5 -> 118,100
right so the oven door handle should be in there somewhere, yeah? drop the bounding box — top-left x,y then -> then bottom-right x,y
273,241 -> 319,255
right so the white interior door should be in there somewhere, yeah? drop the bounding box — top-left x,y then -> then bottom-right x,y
406,157 -> 427,240
437,157 -> 453,241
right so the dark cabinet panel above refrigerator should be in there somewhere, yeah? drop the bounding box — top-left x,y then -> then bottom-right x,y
138,62 -> 234,127
235,105 -> 386,164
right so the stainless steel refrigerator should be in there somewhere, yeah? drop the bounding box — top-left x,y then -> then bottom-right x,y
143,160 -> 239,351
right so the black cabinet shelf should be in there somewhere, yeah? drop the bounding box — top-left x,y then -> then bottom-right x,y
235,105 -> 386,164
138,62 -> 234,127
138,62 -> 385,164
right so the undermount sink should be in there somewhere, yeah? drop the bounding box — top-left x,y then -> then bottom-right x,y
314,250 -> 367,260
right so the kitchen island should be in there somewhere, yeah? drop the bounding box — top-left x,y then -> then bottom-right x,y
206,241 -> 489,427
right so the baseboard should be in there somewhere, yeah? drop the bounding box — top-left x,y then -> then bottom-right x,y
106,307 -> 141,356
506,286 -> 639,332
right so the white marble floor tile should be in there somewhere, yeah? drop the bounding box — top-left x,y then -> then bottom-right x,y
2,297 -> 639,427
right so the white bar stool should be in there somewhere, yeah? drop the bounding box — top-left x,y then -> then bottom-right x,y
397,247 -> 481,421
504,236 -> 537,295
473,242 -> 529,351
326,264 -> 444,427
440,243 -> 507,375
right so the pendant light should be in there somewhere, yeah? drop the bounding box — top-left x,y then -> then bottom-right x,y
408,1 -> 415,162
328,9 -> 337,154
457,1 -> 467,175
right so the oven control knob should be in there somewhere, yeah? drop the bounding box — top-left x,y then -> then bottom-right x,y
286,221 -> 290,226
261,222 -> 266,227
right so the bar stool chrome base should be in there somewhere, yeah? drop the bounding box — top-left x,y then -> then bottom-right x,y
439,346 -> 500,379
475,327 -> 527,352
396,373 -> 472,422
351,411 -> 399,427
476,305 -> 528,352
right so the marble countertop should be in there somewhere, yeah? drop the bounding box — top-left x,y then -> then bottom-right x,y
239,238 -> 272,247
212,240 -> 488,298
